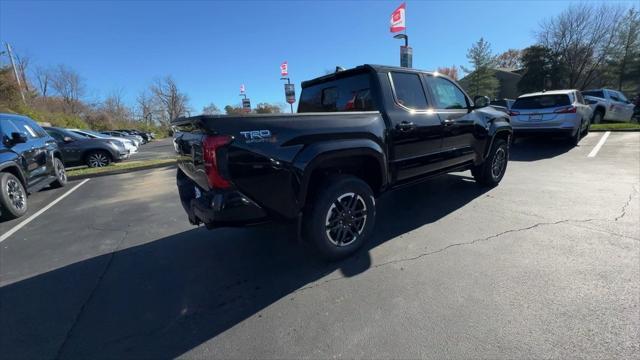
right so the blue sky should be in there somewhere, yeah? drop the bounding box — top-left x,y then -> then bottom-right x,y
0,0 -> 625,113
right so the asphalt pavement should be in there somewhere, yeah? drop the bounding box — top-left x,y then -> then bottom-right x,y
1,132 -> 638,359
130,138 -> 175,161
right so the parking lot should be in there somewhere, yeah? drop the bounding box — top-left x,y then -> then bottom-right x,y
1,132 -> 638,359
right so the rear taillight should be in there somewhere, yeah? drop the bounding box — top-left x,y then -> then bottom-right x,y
508,110 -> 520,116
202,135 -> 232,189
554,106 -> 577,114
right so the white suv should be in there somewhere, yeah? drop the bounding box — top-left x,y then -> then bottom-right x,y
509,89 -> 592,146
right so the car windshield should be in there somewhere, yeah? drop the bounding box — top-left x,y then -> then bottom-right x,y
55,128 -> 86,140
582,90 -> 605,98
512,94 -> 571,109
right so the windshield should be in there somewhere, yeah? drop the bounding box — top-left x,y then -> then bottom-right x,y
512,94 -> 571,109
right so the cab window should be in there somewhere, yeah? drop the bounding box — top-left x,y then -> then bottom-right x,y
390,72 -> 429,110
425,76 -> 468,110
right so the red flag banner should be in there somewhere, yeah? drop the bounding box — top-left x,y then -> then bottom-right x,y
281,61 -> 288,77
390,3 -> 406,33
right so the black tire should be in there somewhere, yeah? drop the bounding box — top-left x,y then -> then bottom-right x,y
303,175 -> 376,261
582,120 -> 590,137
592,111 -> 603,124
472,138 -> 509,187
0,172 -> 28,221
86,150 -> 112,168
50,157 -> 67,188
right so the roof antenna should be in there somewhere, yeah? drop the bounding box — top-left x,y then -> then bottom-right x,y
335,66 -> 345,73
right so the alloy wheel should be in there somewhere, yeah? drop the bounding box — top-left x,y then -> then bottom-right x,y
491,147 -> 506,179
88,153 -> 109,167
6,179 -> 26,211
324,192 -> 368,247
56,159 -> 67,183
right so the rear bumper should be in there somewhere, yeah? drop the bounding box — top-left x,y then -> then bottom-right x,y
177,172 -> 267,228
513,128 -> 575,136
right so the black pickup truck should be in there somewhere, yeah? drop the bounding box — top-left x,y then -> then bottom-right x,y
173,65 -> 512,260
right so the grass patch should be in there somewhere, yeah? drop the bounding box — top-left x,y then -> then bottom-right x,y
67,158 -> 175,177
591,122 -> 640,131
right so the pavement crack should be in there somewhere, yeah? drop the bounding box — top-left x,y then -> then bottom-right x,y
614,185 -> 639,222
54,224 -> 131,360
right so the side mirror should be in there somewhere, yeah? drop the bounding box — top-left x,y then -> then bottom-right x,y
63,136 -> 74,143
473,96 -> 491,108
10,132 -> 28,145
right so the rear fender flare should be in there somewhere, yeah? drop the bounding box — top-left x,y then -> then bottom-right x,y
0,161 -> 28,188
294,139 -> 388,207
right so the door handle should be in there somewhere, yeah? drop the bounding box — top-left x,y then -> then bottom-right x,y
396,121 -> 416,132
442,118 -> 456,126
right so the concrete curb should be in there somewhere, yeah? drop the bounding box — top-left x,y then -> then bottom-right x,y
67,162 -> 176,181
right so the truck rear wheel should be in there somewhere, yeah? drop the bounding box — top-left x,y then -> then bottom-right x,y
472,138 -> 508,187
304,175 -> 376,261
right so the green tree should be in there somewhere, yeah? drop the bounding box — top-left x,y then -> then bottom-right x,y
202,102 -> 221,115
609,7 -> 640,92
517,45 -> 567,94
460,38 -> 499,98
224,104 -> 245,115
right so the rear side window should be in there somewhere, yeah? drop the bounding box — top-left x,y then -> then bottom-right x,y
390,72 -> 428,110
582,90 -> 604,99
512,95 -> 571,109
298,73 -> 376,112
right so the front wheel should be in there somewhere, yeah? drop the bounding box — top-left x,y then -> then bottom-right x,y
472,138 -> 509,187
86,151 -> 112,168
303,175 -> 376,261
0,172 -> 28,220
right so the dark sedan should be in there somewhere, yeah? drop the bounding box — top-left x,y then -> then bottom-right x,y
44,127 -> 130,167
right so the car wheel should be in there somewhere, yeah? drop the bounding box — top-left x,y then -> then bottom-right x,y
473,138 -> 509,187
86,151 -> 112,168
0,172 -> 28,220
592,111 -> 603,124
570,120 -> 582,146
304,175 -> 376,261
50,157 -> 67,188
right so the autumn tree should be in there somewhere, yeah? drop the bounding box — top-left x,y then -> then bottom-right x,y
608,7 -> 640,91
437,65 -> 459,80
33,66 -> 51,97
254,102 -> 283,114
150,76 -> 190,124
538,2 -> 625,89
495,49 -> 522,69
50,64 -> 85,114
224,105 -> 245,115
460,38 -> 499,98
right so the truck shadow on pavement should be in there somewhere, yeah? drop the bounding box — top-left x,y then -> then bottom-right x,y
510,136 -> 575,162
0,174 -> 488,359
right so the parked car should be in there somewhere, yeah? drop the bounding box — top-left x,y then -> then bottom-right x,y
68,129 -> 138,154
490,98 -> 515,114
582,89 -> 635,123
101,130 -> 143,146
44,127 -> 129,167
509,89 -> 592,146
172,64 -> 512,260
116,129 -> 152,143
1,114 -> 67,220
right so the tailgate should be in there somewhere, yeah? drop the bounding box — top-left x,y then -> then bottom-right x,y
173,122 -> 210,190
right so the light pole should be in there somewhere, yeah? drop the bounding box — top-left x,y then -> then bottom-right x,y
393,34 -> 412,68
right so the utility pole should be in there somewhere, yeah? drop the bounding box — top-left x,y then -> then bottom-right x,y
5,42 -> 26,104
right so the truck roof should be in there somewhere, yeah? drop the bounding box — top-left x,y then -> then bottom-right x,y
301,64 -> 436,88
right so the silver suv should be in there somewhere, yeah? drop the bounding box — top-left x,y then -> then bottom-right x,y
509,89 -> 592,146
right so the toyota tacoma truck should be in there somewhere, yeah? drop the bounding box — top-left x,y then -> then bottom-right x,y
173,65 -> 512,260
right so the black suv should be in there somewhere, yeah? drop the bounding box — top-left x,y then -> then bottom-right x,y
0,114 -> 67,220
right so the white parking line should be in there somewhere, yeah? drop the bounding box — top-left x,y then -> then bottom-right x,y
588,131 -> 611,158
0,179 -> 90,243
